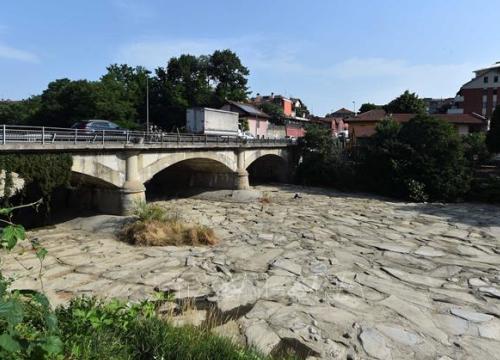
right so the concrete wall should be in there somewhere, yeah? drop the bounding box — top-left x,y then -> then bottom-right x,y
246,117 -> 269,138
267,125 -> 286,139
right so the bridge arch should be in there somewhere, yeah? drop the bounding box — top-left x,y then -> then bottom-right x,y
245,151 -> 289,184
140,151 -> 237,184
243,148 -> 288,168
143,155 -> 237,199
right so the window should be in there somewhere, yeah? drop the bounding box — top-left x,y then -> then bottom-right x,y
495,76 -> 499,83
494,89 -> 498,95
484,76 -> 489,83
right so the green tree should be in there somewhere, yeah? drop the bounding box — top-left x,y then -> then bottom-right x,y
358,103 -> 378,113
486,105 -> 500,153
463,132 -> 490,167
259,102 -> 284,125
362,115 -> 471,201
385,90 -> 426,114
0,97 -> 40,125
397,115 -> 471,200
207,49 -> 249,107
97,64 -> 151,129
35,79 -> 99,127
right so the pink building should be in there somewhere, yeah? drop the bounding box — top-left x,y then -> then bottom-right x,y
221,101 -> 270,138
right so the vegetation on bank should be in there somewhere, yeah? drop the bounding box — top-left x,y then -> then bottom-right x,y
298,109 -> 500,203
0,154 -> 72,210
120,202 -> 218,246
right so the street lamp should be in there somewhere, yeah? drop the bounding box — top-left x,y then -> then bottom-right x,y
146,76 -> 150,134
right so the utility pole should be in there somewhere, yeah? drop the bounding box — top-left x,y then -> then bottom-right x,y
146,76 -> 150,134
352,101 -> 356,116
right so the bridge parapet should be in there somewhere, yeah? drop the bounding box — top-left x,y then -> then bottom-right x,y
0,125 -> 296,151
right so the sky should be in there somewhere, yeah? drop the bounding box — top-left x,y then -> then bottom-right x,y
1,0 -> 499,116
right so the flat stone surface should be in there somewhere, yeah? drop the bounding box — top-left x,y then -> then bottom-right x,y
3,184 -> 500,359
451,308 -> 494,322
359,327 -> 392,360
244,321 -> 281,355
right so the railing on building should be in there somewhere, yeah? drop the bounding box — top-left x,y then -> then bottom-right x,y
0,125 -> 296,146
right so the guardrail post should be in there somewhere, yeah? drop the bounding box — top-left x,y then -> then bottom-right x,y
205,134 -> 207,144
2,125 -> 5,145
42,127 -> 45,144
102,130 -> 105,145
160,132 -> 164,145
126,130 -> 130,144
74,129 -> 77,144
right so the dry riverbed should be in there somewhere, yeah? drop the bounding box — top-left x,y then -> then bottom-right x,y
2,185 -> 500,359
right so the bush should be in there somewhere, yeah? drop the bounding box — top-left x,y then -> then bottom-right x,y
134,201 -> 169,222
397,115 -> 471,201
56,296 -> 284,360
300,116 -> 473,202
363,115 -> 471,201
296,124 -> 358,189
122,202 -> 218,246
463,132 -> 490,167
486,105 -> 500,153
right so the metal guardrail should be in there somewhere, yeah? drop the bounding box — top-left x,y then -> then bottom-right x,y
0,125 -> 296,146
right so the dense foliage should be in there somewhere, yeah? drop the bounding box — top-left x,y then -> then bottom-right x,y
384,90 -> 426,114
358,103 -> 379,113
298,115 -> 474,202
0,98 -> 41,126
463,132 -> 490,167
0,154 -> 72,209
486,105 -> 500,153
259,102 -> 285,125
3,49 -> 250,131
362,115 -> 471,201
296,125 -> 357,188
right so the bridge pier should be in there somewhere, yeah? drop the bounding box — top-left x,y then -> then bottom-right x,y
120,152 -> 146,215
235,150 -> 250,190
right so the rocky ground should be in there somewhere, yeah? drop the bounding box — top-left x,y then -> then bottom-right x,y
2,185 -> 500,359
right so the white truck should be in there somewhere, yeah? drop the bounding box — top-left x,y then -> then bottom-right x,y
186,107 -> 239,136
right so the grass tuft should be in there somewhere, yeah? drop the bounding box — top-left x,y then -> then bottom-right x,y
120,202 -> 219,247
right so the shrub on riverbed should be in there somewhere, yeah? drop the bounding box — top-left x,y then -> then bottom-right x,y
120,202 -> 218,246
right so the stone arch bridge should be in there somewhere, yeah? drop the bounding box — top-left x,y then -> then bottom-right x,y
6,140 -> 297,214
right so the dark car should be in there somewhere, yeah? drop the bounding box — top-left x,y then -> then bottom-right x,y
71,120 -> 123,132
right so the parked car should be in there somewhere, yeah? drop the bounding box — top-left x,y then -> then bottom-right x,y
238,129 -> 255,140
71,120 -> 123,132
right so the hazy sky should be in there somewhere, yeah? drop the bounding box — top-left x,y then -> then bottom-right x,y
1,0 -> 499,115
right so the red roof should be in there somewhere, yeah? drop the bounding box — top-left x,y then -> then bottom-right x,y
345,110 -> 486,125
332,107 -> 354,115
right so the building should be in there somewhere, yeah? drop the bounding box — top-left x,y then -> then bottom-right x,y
345,109 -> 487,139
251,93 -> 310,138
252,93 -> 309,119
220,101 -> 270,138
422,97 -> 454,114
310,116 -> 349,137
453,61 -> 500,118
